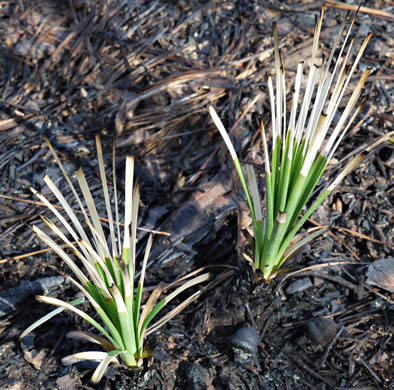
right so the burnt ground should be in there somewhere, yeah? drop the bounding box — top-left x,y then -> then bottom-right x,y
0,1 -> 393,389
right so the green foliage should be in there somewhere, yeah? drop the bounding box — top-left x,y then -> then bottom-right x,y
21,136 -> 209,383
209,8 -> 383,280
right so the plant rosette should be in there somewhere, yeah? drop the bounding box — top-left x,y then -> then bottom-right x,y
21,136 -> 210,383
209,7 -> 393,280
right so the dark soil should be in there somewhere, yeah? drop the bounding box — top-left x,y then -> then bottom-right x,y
0,1 -> 393,389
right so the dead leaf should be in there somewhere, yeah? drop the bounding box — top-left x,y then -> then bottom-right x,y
56,374 -> 79,390
23,349 -> 46,370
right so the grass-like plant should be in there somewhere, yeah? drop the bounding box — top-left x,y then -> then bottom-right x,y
209,8 -> 391,280
21,136 -> 209,383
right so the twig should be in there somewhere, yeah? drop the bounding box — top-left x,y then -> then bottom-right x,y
332,225 -> 388,247
0,194 -> 171,236
319,325 -> 345,368
0,243 -> 76,264
308,218 -> 360,260
279,261 -> 361,288
325,1 -> 394,21
359,357 -> 383,384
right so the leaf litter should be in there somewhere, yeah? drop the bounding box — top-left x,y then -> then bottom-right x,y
0,0 -> 393,389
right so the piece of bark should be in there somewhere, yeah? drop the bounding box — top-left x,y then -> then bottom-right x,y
0,276 -> 65,317
366,258 -> 394,293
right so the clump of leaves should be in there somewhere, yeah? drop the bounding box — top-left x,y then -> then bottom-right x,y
209,7 -> 393,280
21,136 -> 209,382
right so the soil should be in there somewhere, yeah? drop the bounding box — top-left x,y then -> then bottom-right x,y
0,1 -> 393,389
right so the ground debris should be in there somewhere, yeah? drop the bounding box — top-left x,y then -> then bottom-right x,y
0,276 -> 66,317
0,0 -> 393,388
366,258 -> 394,293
